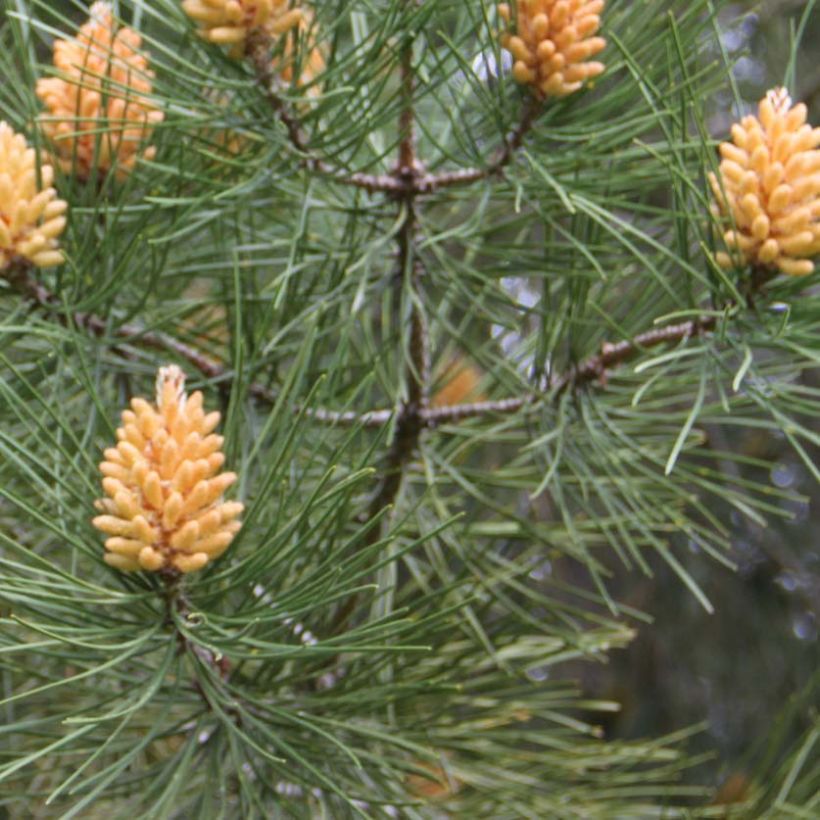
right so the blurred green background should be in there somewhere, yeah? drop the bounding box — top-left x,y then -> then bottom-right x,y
574,0 -> 820,796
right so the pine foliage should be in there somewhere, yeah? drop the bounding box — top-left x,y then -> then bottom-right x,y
0,0 -> 818,816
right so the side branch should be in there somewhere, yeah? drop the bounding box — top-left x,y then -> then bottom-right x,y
551,316 -> 718,395
4,262 -> 396,424
5,263 -> 224,379
421,316 -> 719,425
421,395 -> 533,425
348,96 -> 542,194
416,95 -> 542,192
245,30 -> 329,173
245,31 -> 407,194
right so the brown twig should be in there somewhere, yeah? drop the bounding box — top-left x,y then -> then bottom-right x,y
245,27 -> 384,194
365,27 -> 427,510
551,316 -> 719,396
5,261 -> 225,376
367,90 -> 544,191
328,19 -> 429,635
303,406 -> 393,427
420,317 -> 720,424
245,30 -> 407,194
341,93 -> 541,193
412,95 -> 542,191
360,38 -> 427,534
4,261 -> 402,427
421,395 -> 534,425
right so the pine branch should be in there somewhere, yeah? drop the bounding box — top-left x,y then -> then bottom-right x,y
158,573 -> 248,736
4,261 -> 722,429
2,261 -> 396,423
6,3 -> 815,810
421,395 -> 533,424
363,23 -> 428,519
310,314 -> 722,428
419,317 -> 719,423
244,30 -> 541,195
162,571 -> 231,683
302,407 -> 393,427
244,30 -> 406,194
419,94 -> 542,190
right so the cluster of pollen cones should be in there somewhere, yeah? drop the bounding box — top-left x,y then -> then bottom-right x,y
710,87 -> 820,277
2,4 -> 818,578
182,0 -> 325,86
0,122 -> 67,271
36,2 -> 163,181
93,366 -> 243,574
498,0 -> 606,97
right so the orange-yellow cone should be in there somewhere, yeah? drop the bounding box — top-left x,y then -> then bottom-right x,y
498,0 -> 606,97
405,757 -> 461,801
182,0 -> 324,86
709,88 -> 820,277
273,6 -> 325,90
431,357 -> 486,408
93,365 -> 243,574
0,122 -> 67,271
36,2 -> 163,181
182,0 -> 275,49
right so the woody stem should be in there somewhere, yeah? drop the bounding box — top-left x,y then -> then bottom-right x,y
328,14 -> 428,634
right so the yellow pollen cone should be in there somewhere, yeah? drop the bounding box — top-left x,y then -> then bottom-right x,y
0,122 -> 67,271
93,365 -> 243,574
36,2 -> 163,181
498,0 -> 606,98
182,0 -> 325,88
710,87 -> 820,277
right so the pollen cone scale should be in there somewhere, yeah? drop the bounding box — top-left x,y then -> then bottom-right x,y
93,365 -> 243,574
35,2 -> 163,181
498,0 -> 606,97
0,121 -> 67,271
709,87 -> 820,277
